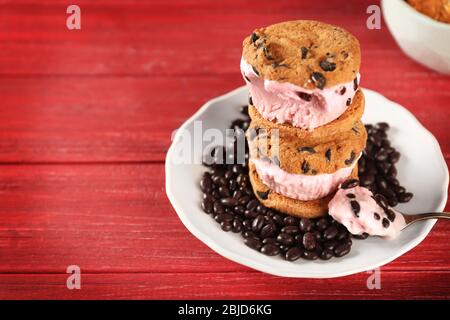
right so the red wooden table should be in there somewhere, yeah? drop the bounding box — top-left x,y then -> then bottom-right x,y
0,0 -> 449,299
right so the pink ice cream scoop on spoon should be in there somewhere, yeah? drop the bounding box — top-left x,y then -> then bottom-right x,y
328,179 -> 450,240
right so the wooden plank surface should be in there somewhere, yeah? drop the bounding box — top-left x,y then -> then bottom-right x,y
1,271 -> 449,300
0,0 -> 449,299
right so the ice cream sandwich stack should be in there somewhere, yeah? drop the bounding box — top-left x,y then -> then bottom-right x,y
241,20 -> 367,218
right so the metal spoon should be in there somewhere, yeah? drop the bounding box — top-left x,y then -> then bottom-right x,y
402,211 -> 450,229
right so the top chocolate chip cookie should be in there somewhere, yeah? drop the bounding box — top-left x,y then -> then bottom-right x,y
242,20 -> 361,89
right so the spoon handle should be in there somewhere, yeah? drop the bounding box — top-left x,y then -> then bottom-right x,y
404,212 -> 450,225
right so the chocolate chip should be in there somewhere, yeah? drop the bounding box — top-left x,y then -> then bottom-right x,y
262,46 -> 274,60
398,192 -> 413,203
315,218 -> 329,231
389,151 -> 401,164
201,198 -> 213,214
280,226 -> 299,236
341,179 -> 359,189
325,148 -> 331,161
377,122 -> 390,131
252,65 -> 259,76
340,87 -> 346,95
297,92 -> 312,101
302,232 -> 317,251
248,95 -> 253,105
319,59 -> 336,72
374,212 -> 381,220
285,247 -> 303,261
385,209 -> 396,222
301,160 -> 310,174
299,218 -> 313,233
344,151 -> 356,165
334,244 -> 351,257
373,194 -> 388,208
257,190 -> 269,200
303,250 -> 319,260
350,200 -> 360,217
353,232 -> 369,240
320,249 -> 334,260
298,147 -> 316,154
341,50 -> 349,59
244,238 -> 262,250
346,193 -> 356,199
311,72 -> 326,89
283,216 -> 298,226
251,32 -> 259,43
220,197 -> 238,207
261,243 -> 280,256
300,46 -> 308,59
277,233 -> 294,246
324,226 -> 338,240
244,75 -> 251,82
354,77 -> 359,91
346,98 -> 352,106
382,218 -> 390,228
252,215 -> 265,233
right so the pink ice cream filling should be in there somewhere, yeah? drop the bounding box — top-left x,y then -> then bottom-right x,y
241,58 -> 360,130
328,186 -> 406,240
252,158 -> 358,201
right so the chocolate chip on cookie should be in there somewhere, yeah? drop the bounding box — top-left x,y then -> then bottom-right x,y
325,148 -> 332,161
344,151 -> 356,165
251,32 -> 259,43
301,160 -> 310,173
300,46 -> 308,59
311,72 -> 326,89
257,190 -> 269,200
319,58 -> 336,72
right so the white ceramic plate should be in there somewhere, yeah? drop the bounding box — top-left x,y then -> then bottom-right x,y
165,86 -> 449,278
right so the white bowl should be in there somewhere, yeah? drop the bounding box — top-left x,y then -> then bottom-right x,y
166,86 -> 449,278
382,0 -> 450,74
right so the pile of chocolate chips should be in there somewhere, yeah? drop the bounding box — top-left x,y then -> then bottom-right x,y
359,124 -> 413,206
199,106 -> 413,262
